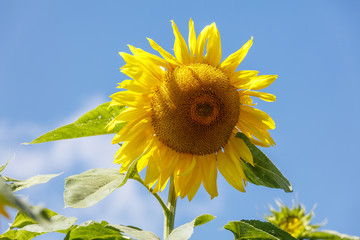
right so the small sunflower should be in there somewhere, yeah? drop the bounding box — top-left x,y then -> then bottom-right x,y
108,19 -> 277,200
265,201 -> 321,238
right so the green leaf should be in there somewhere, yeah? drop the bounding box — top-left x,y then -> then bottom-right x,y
0,179 -> 50,223
21,214 -> 77,233
109,225 -> 160,240
302,230 -> 360,240
0,229 -> 41,240
26,102 -> 126,144
224,220 -> 296,240
236,133 -> 292,192
10,208 -> 56,229
1,208 -> 76,240
9,173 -> 62,192
64,168 -> 127,208
66,221 -> 128,240
166,214 -> 215,240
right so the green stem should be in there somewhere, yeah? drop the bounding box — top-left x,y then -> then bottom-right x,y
133,176 -> 169,216
164,175 -> 177,239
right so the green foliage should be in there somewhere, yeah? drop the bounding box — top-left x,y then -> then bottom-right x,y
236,133 -> 292,192
301,230 -> 360,240
109,225 -> 160,240
224,220 -> 296,240
166,214 -> 215,240
10,208 -> 56,229
0,208 -> 77,240
27,102 -> 125,144
0,179 -> 51,223
65,221 -> 129,240
8,173 -> 62,192
64,168 -> 127,208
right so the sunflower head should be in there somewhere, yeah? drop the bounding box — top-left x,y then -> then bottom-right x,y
109,19 -> 277,200
265,201 -> 321,238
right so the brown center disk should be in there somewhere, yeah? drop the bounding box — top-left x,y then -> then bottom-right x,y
151,64 -> 240,155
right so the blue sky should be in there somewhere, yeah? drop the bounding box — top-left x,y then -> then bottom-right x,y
1,0 -> 360,239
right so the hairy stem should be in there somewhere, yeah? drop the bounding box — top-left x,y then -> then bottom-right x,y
132,176 -> 169,216
164,175 -> 177,239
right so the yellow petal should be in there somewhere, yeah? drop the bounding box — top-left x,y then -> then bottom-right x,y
147,38 -> 180,66
127,45 -> 167,68
220,37 -> 253,76
188,18 -> 196,61
116,80 -> 149,94
237,119 -> 275,146
217,148 -> 246,192
186,165 -> 202,201
114,133 -> 150,162
110,91 -> 149,108
240,90 -> 276,102
231,137 -> 254,166
230,70 -> 259,87
171,20 -> 190,64
199,154 -> 218,199
195,25 -> 211,63
240,105 -> 275,130
236,75 -> 277,90
204,23 -> 222,66
144,156 -> 160,186
120,52 -> 162,81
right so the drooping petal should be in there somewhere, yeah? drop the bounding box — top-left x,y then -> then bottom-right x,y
217,145 -> 246,192
231,136 -> 254,165
220,37 -> 253,76
144,156 -> 161,187
199,154 -> 218,198
171,20 -> 190,64
240,105 -> 276,130
185,165 -> 202,201
237,119 -> 275,146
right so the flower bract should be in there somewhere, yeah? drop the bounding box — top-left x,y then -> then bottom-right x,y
109,19 -> 277,200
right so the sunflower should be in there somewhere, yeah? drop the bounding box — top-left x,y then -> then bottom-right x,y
108,19 -> 277,201
265,201 -> 321,238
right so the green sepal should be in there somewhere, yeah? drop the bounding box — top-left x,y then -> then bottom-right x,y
224,220 -> 296,240
65,221 -> 129,240
166,214 -> 215,240
26,102 -> 126,144
301,230 -> 360,240
236,133 -> 292,192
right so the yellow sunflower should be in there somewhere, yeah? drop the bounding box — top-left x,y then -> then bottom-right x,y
108,19 -> 277,201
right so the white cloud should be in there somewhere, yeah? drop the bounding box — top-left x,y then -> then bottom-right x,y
0,95 -> 162,236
